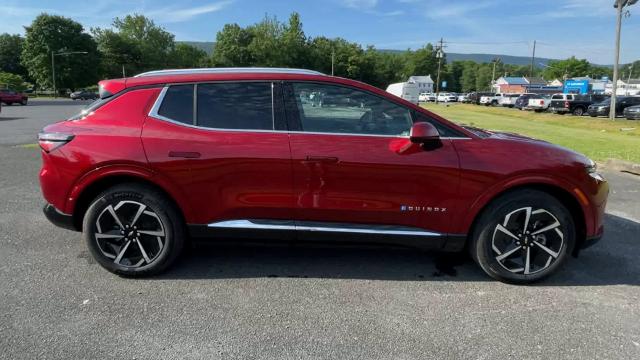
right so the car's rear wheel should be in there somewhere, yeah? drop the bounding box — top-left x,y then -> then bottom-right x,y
83,184 -> 185,277
20,99 -> 27,105
572,107 -> 584,116
470,190 -> 575,284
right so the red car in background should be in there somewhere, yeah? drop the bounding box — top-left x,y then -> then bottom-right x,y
0,89 -> 28,105
38,68 -> 608,283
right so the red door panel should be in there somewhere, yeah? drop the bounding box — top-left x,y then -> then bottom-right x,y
289,134 -> 460,234
142,118 -> 294,225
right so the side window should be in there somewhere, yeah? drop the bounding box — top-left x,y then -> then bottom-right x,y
157,85 -> 194,125
197,82 -> 273,130
412,112 -> 465,138
291,82 -> 412,136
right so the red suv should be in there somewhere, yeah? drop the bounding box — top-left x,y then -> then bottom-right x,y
0,89 -> 28,105
39,68 -> 608,283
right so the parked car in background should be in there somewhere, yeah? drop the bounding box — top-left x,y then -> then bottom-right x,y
0,89 -> 28,105
386,82 -> 419,104
437,92 -> 458,102
38,67 -> 608,283
467,92 -> 493,105
549,93 -> 608,116
624,105 -> 640,120
418,92 -> 436,102
514,93 -> 538,110
70,89 -> 99,100
588,96 -> 640,117
525,94 -> 552,112
498,93 -> 520,108
480,93 -> 502,106
457,93 -> 469,102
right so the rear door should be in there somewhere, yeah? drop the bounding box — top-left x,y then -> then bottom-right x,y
284,81 -> 461,244
142,82 -> 295,229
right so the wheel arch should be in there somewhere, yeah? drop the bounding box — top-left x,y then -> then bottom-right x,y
69,169 -> 191,232
464,182 -> 587,254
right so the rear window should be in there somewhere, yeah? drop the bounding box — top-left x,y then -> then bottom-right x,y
196,82 -> 273,130
158,85 -> 194,125
551,95 -> 564,100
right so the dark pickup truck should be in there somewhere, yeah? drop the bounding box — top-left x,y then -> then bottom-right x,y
548,93 -> 608,116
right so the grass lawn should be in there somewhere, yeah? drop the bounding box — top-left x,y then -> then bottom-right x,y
422,103 -> 640,164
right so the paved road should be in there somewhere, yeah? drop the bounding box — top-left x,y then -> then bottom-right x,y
1,99 -> 639,359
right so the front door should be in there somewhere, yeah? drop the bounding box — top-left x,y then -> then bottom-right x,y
284,82 -> 461,243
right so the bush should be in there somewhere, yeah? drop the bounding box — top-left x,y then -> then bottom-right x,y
0,72 -> 26,91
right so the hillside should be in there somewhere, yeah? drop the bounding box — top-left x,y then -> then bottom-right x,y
177,41 -> 586,67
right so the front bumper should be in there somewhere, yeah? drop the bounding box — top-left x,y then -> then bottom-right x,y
43,203 -> 77,231
587,108 -> 608,117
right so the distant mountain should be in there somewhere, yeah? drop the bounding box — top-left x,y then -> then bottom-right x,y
177,41 -> 603,67
180,41 -> 215,54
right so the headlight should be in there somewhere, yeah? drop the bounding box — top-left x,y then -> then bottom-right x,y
586,159 -> 604,181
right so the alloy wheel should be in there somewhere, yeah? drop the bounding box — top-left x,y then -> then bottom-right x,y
94,200 -> 166,268
491,207 -> 564,275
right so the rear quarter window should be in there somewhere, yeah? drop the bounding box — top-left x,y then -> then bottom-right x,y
157,85 -> 194,125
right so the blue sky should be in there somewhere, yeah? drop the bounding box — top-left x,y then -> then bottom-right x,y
1,0 -> 639,64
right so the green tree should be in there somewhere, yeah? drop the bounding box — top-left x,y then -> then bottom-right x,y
621,60 -> 640,79
460,61 -> 478,92
21,14 -> 99,91
0,34 -> 26,76
211,23 -> 255,66
168,43 -> 208,69
0,72 -> 26,91
542,56 -> 591,79
281,12 -> 309,68
92,28 -> 143,78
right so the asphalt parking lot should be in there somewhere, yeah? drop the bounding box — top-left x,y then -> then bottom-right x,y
1,99 -> 639,359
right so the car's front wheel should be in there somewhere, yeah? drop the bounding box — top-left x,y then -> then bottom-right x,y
470,190 -> 575,284
83,183 -> 185,277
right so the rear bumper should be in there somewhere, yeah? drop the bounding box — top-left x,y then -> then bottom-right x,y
550,108 -> 569,113
43,203 -> 77,231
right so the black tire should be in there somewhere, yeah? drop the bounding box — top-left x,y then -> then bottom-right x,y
469,189 -> 575,284
20,99 -> 27,105
82,183 -> 185,277
572,107 -> 584,116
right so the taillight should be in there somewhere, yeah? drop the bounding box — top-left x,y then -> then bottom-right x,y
564,101 -> 569,108
38,132 -> 74,153
540,100 -> 544,105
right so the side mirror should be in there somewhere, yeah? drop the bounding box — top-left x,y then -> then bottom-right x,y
410,122 -> 440,144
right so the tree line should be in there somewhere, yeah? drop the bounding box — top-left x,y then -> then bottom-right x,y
1,12 -> 637,93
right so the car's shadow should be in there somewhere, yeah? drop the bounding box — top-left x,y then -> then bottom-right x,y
156,214 -> 640,286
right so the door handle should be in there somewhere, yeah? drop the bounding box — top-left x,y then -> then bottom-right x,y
168,151 -> 201,159
305,155 -> 339,163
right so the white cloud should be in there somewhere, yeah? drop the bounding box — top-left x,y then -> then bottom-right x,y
147,1 -> 234,23
341,0 -> 379,9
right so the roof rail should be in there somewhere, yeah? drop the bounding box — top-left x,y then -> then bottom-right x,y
134,67 -> 325,77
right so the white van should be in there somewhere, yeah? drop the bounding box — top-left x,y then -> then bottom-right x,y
386,82 -> 419,104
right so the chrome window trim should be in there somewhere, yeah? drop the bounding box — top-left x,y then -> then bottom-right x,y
148,84 -> 471,139
207,219 -> 442,237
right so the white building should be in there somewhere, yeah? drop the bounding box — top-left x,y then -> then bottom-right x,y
408,75 -> 434,93
605,79 -> 640,96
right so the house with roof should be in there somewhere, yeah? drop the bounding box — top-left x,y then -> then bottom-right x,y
493,76 -> 560,94
407,75 -> 434,93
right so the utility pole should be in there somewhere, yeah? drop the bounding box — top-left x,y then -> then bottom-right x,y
331,49 -> 335,76
491,58 -> 499,92
626,62 -> 634,95
435,37 -> 444,104
122,64 -> 126,78
529,40 -> 536,78
611,0 -> 638,119
51,51 -> 56,98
